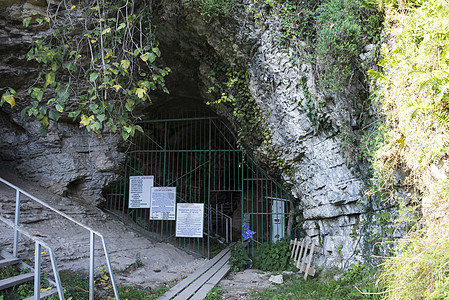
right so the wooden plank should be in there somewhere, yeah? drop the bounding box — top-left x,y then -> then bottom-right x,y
293,240 -> 301,263
159,244 -> 233,300
0,257 -> 20,268
23,288 -> 58,300
173,252 -> 231,300
189,263 -> 231,300
290,238 -> 297,258
299,240 -> 310,273
0,272 -> 34,290
296,240 -> 305,270
304,242 -> 315,280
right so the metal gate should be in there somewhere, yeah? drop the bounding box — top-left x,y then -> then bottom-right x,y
103,117 -> 290,257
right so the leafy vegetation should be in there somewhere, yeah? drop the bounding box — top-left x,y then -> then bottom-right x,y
229,242 -> 251,272
363,0 -> 449,298
249,263 -> 381,299
252,239 -> 293,271
379,224 -> 449,299
183,0 -> 237,19
1,0 -> 170,140
0,268 -> 168,299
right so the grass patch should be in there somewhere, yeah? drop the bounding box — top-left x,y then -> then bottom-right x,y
249,264 -> 381,300
379,223 -> 449,299
0,268 -> 169,300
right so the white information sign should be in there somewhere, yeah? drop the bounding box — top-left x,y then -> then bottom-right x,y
150,187 -> 176,220
128,176 -> 154,208
175,203 -> 204,238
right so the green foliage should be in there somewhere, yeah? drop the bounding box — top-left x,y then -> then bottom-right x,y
252,239 -> 293,271
207,62 -> 293,173
229,243 -> 251,272
368,0 -> 449,207
0,0 -> 170,140
379,223 -> 449,300
205,286 -> 223,300
300,75 -> 330,132
315,0 -> 364,93
184,0 -> 237,19
249,263 -> 381,299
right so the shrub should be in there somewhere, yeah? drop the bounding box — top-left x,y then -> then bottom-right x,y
252,239 -> 293,271
229,243 -> 251,272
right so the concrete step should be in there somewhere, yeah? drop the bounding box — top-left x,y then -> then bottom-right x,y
0,257 -> 20,268
0,272 -> 34,290
23,287 -> 59,300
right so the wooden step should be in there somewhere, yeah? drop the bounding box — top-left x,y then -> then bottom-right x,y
0,257 -> 20,268
23,287 -> 59,300
190,263 -> 231,300
159,243 -> 234,300
0,272 -> 34,290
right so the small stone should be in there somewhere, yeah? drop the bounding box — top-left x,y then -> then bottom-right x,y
269,274 -> 283,284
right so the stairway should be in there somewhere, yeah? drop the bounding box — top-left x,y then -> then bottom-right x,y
0,250 -> 58,299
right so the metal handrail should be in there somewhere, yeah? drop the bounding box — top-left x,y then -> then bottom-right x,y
0,216 -> 64,300
0,177 -> 120,300
205,205 -> 232,243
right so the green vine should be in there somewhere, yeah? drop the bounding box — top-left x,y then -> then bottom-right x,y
1,0 -> 170,140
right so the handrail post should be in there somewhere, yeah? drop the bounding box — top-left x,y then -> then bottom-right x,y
13,190 -> 21,257
101,236 -> 120,300
230,218 -> 232,242
34,242 -> 41,300
89,231 -> 95,300
225,218 -> 228,243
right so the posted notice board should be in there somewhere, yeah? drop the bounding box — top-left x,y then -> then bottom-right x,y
150,187 -> 176,220
128,176 -> 154,208
175,203 -> 204,238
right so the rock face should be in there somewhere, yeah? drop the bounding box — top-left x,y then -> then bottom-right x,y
0,0 -> 373,268
162,3 -> 368,267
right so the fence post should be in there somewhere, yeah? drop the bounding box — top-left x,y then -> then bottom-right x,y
13,190 -> 21,256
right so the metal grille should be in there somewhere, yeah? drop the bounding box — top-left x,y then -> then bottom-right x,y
103,117 -> 290,257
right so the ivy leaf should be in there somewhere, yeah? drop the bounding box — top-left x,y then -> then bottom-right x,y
140,52 -> 156,63
44,72 -> 56,88
48,110 -> 60,121
30,88 -> 43,101
135,88 -> 146,99
68,110 -> 81,120
80,115 -> 94,127
23,17 -> 32,27
152,47 -> 161,57
121,59 -> 130,70
102,27 -> 111,35
89,72 -> 99,82
55,104 -> 64,112
1,91 -> 15,108
97,114 -> 106,122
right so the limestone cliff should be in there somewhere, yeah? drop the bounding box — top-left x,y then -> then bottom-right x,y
0,0 -> 382,268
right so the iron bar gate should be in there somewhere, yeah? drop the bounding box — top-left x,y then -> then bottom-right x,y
103,117 -> 290,257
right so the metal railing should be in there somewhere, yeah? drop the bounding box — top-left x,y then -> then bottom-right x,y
205,205 -> 232,243
0,216 -> 64,299
0,177 -> 120,300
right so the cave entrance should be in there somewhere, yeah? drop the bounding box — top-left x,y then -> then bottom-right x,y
103,110 -> 290,257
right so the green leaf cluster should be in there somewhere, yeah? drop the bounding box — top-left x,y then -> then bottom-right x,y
252,239 -> 293,271
229,243 -> 251,272
184,0 -> 237,19
1,0 -> 170,140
